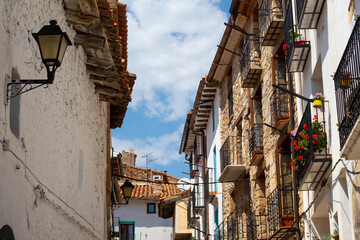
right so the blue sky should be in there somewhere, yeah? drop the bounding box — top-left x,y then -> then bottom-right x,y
112,0 -> 231,179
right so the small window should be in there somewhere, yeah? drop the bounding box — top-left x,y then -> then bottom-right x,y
120,222 -> 134,240
153,175 -> 162,181
147,203 -> 156,214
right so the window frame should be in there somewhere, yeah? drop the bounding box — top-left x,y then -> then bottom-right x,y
147,203 -> 156,214
120,221 -> 135,240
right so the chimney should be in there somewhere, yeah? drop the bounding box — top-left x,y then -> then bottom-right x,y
121,150 -> 137,166
163,170 -> 168,183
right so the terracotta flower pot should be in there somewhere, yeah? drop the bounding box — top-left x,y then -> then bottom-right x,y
313,99 -> 323,108
333,235 -> 339,240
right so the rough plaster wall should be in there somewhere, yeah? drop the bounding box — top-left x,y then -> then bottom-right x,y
0,0 -> 107,239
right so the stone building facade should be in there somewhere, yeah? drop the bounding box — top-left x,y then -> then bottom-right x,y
0,0 -> 135,239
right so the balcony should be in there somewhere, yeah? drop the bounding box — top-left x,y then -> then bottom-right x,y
267,186 -> 296,239
294,101 -> 331,191
219,136 -> 246,182
214,221 -> 225,240
334,18 -> 360,159
247,209 -> 267,240
188,155 -> 199,179
270,88 -> 290,135
296,0 -> 326,29
249,123 -> 264,166
205,168 -> 217,202
241,38 -> 262,88
194,135 -> 204,163
284,1 -> 310,72
192,184 -> 204,214
259,0 -> 284,46
187,197 -> 199,226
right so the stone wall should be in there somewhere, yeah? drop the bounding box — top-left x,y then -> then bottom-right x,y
0,1 -> 108,239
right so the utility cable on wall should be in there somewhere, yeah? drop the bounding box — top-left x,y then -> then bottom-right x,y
0,138 -> 102,239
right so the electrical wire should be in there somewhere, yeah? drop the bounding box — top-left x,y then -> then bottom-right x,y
0,138 -> 102,239
114,174 -> 250,185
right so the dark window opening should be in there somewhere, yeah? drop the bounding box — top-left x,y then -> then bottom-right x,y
147,203 -> 156,214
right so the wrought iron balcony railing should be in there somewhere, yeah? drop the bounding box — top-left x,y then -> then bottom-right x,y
192,184 -> 205,211
267,186 -> 295,238
228,89 -> 234,118
270,87 -> 290,134
296,0 -> 326,29
294,101 -> 331,191
284,1 -> 310,72
247,209 -> 267,240
334,18 -> 360,150
187,196 -> 199,226
189,154 -> 199,179
204,168 -> 216,202
220,136 -> 241,173
214,221 -> 225,240
259,0 -> 284,46
241,38 -> 262,88
249,123 -> 264,165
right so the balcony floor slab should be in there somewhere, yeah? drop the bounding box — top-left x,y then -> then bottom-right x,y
218,165 -> 246,182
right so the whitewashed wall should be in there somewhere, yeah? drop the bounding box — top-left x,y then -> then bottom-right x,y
205,89 -> 223,239
114,200 -> 172,240
294,0 -> 358,239
0,0 -> 108,239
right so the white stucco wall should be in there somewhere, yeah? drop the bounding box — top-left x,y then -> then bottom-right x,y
114,200 -> 172,240
205,89 -> 223,239
293,0 -> 358,239
0,1 -> 108,239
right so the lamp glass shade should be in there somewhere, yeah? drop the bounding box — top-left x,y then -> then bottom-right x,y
32,20 -> 72,68
120,180 -> 134,203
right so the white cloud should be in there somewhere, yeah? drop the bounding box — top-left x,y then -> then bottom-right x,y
122,0 -> 227,121
112,125 -> 184,167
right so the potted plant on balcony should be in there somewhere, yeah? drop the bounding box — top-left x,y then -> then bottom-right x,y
290,115 -> 327,171
313,93 -> 325,108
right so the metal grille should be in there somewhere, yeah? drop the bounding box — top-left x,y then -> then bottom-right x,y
296,0 -> 305,25
240,39 -> 261,80
259,0 -> 283,45
220,136 -> 241,173
284,1 -> 294,69
249,123 -> 264,159
214,221 -> 225,240
334,18 -> 360,149
247,209 -> 267,240
267,186 -> 294,236
270,87 -> 289,127
193,184 -> 205,209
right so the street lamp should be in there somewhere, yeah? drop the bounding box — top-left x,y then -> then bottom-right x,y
120,179 -> 135,204
5,20 -> 72,102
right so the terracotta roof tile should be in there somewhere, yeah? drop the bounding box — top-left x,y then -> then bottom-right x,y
119,183 -> 181,200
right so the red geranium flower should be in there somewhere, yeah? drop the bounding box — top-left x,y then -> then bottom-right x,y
290,161 -> 294,166
313,140 -> 316,144
292,167 -> 297,171
298,155 -> 303,161
295,146 -> 300,151
301,145 -> 304,149
304,124 -> 307,128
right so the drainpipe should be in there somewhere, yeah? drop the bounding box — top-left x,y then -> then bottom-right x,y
288,73 -> 301,240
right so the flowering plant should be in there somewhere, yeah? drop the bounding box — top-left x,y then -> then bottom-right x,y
313,93 -> 325,102
290,115 -> 327,171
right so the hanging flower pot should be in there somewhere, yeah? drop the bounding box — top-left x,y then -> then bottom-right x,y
313,99 -> 323,108
313,93 -> 325,108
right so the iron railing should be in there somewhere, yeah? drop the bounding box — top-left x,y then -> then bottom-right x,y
334,18 -> 360,149
267,186 -> 294,236
249,123 -> 264,159
259,0 -> 283,45
214,221 -> 225,240
228,89 -> 234,118
205,168 -> 216,194
193,184 -> 205,209
294,101 -> 329,185
284,1 -> 310,72
220,136 -> 241,173
247,209 -> 267,240
194,135 -> 204,161
240,38 -> 261,80
189,154 -> 199,179
296,0 -> 325,29
270,87 -> 289,127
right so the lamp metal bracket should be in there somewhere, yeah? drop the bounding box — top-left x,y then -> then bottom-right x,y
5,74 -> 50,104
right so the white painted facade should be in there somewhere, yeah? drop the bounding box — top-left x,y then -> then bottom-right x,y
292,0 -> 360,239
0,1 -> 108,239
205,89 -> 223,240
114,200 -> 173,240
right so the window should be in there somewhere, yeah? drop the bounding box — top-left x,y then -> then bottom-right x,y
213,147 -> 217,191
147,203 -> 156,214
120,222 -> 135,240
153,175 -> 162,181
